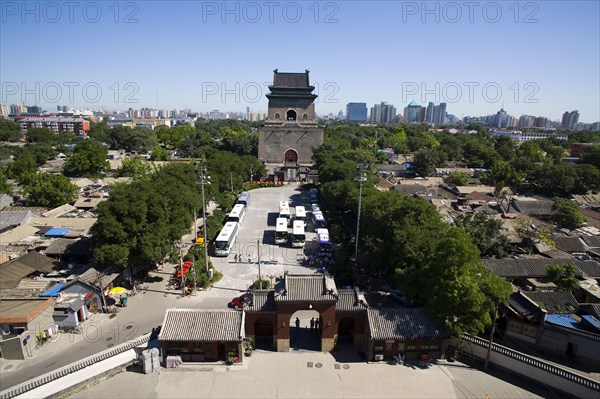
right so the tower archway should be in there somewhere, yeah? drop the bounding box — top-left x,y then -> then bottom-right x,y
284,149 -> 298,165
286,109 -> 297,121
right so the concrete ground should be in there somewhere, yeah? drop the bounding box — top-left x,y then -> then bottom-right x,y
66,349 -> 553,399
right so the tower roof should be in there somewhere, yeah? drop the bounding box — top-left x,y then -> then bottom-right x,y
271,69 -> 312,89
407,101 -> 420,107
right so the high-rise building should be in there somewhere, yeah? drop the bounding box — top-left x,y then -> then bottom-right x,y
534,116 -> 548,128
424,102 -> 446,125
562,110 -> 579,130
494,108 -> 511,128
0,103 -> 8,117
403,101 -> 425,123
10,104 -> 27,115
346,102 -> 368,122
370,102 -> 396,123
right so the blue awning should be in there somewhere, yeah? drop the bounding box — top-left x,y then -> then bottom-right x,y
40,283 -> 65,297
44,228 -> 72,237
581,314 -> 600,329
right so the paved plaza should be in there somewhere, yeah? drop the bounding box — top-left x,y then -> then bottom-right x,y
67,350 -> 554,399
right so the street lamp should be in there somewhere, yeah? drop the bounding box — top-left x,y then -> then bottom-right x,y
354,164 -> 367,265
195,162 -> 211,275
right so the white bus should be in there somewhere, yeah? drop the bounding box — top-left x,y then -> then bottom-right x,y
214,222 -> 239,256
316,228 -> 333,257
275,217 -> 289,245
236,191 -> 250,207
291,220 -> 306,248
294,206 -> 307,226
312,211 -> 327,229
310,203 -> 320,213
279,201 -> 291,225
227,204 -> 246,224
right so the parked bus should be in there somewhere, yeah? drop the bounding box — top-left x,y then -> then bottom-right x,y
236,191 -> 250,207
214,222 -> 239,256
227,204 -> 246,224
309,188 -> 319,203
312,211 -> 327,229
275,217 -> 289,245
294,206 -> 307,226
279,201 -> 291,225
316,228 -> 333,257
291,220 -> 306,248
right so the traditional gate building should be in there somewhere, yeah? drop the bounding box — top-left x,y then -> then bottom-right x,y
258,70 -> 324,182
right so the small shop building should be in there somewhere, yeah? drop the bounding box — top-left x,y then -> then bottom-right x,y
158,309 -> 245,364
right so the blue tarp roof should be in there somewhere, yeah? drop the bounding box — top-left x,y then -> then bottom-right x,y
40,283 -> 65,297
44,228 -> 72,237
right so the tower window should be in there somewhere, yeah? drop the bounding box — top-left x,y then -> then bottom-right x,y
275,113 -> 281,120
284,149 -> 298,164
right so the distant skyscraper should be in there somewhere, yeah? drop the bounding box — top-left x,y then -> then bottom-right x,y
0,103 -> 8,117
370,102 -> 396,123
346,102 -> 368,122
403,101 -> 425,122
494,108 -> 510,128
562,110 -> 579,130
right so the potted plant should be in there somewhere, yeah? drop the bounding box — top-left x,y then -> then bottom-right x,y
244,337 -> 254,357
226,350 -> 236,365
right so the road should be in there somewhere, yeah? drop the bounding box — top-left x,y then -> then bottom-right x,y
0,183 -> 315,390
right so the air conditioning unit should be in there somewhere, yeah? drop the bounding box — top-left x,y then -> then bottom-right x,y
374,354 -> 384,361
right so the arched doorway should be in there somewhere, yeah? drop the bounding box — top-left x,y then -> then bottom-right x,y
284,149 -> 298,165
290,310 -> 321,351
286,109 -> 297,121
254,317 -> 274,350
337,317 -> 356,346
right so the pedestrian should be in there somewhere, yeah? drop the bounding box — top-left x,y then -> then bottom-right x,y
239,254 -> 244,263
295,317 -> 300,329
234,254 -> 238,263
315,318 -> 320,330
310,317 -> 315,329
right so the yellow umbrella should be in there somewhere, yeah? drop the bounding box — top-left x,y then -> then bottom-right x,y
109,287 -> 127,296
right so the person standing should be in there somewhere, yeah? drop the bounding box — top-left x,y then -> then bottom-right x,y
315,318 -> 320,330
295,317 -> 300,330
310,317 -> 315,330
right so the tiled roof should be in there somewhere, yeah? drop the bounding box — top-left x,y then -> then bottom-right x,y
542,249 -> 574,259
516,258 -> 579,278
336,289 -> 369,311
507,291 -> 544,322
0,252 -> 59,289
552,235 -> 588,253
395,184 -> 428,195
45,238 -> 93,256
581,235 -> 600,248
0,298 -> 54,323
11,251 -> 58,273
272,71 -> 310,88
513,198 -> 555,216
367,308 -> 448,340
482,258 -> 524,277
579,303 -> 600,319
274,274 -> 338,302
573,260 -> 600,278
78,267 -> 119,289
158,308 -> 244,342
523,291 -> 578,314
245,290 -> 276,312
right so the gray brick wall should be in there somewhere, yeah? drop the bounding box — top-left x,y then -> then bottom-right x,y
258,123 -> 323,164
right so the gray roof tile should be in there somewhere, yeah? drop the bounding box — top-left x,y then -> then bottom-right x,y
523,291 -> 578,314
367,308 -> 448,340
581,235 -> 600,248
159,308 -> 244,342
274,274 -> 338,302
336,289 -> 369,311
552,235 -> 589,253
245,291 -> 276,312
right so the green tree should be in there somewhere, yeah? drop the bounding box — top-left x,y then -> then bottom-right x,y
412,148 -> 439,177
445,171 -> 469,187
546,264 -> 579,291
116,156 -> 153,181
454,213 -> 511,258
6,154 -> 37,179
0,120 -> 23,142
580,145 -> 600,169
0,168 -> 11,193
150,145 -> 170,161
63,140 -> 109,177
22,173 -> 78,208
551,197 -> 584,229
25,127 -> 54,144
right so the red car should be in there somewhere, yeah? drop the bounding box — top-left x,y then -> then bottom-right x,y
229,293 -> 250,308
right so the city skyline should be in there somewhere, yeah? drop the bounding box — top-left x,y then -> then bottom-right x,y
1,1 -> 599,122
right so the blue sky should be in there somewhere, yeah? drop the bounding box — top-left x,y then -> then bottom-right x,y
1,1 -> 599,122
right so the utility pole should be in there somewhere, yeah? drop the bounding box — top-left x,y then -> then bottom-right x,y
354,165 -> 367,265
196,162 -> 211,274
178,241 -> 185,297
257,238 -> 262,285
484,298 -> 499,370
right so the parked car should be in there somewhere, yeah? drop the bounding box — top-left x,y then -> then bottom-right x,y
229,293 -> 251,308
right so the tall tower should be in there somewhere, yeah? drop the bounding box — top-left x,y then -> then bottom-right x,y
258,69 -> 324,181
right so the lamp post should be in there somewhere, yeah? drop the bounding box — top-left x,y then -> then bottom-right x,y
354,164 -> 367,265
195,162 -> 211,275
